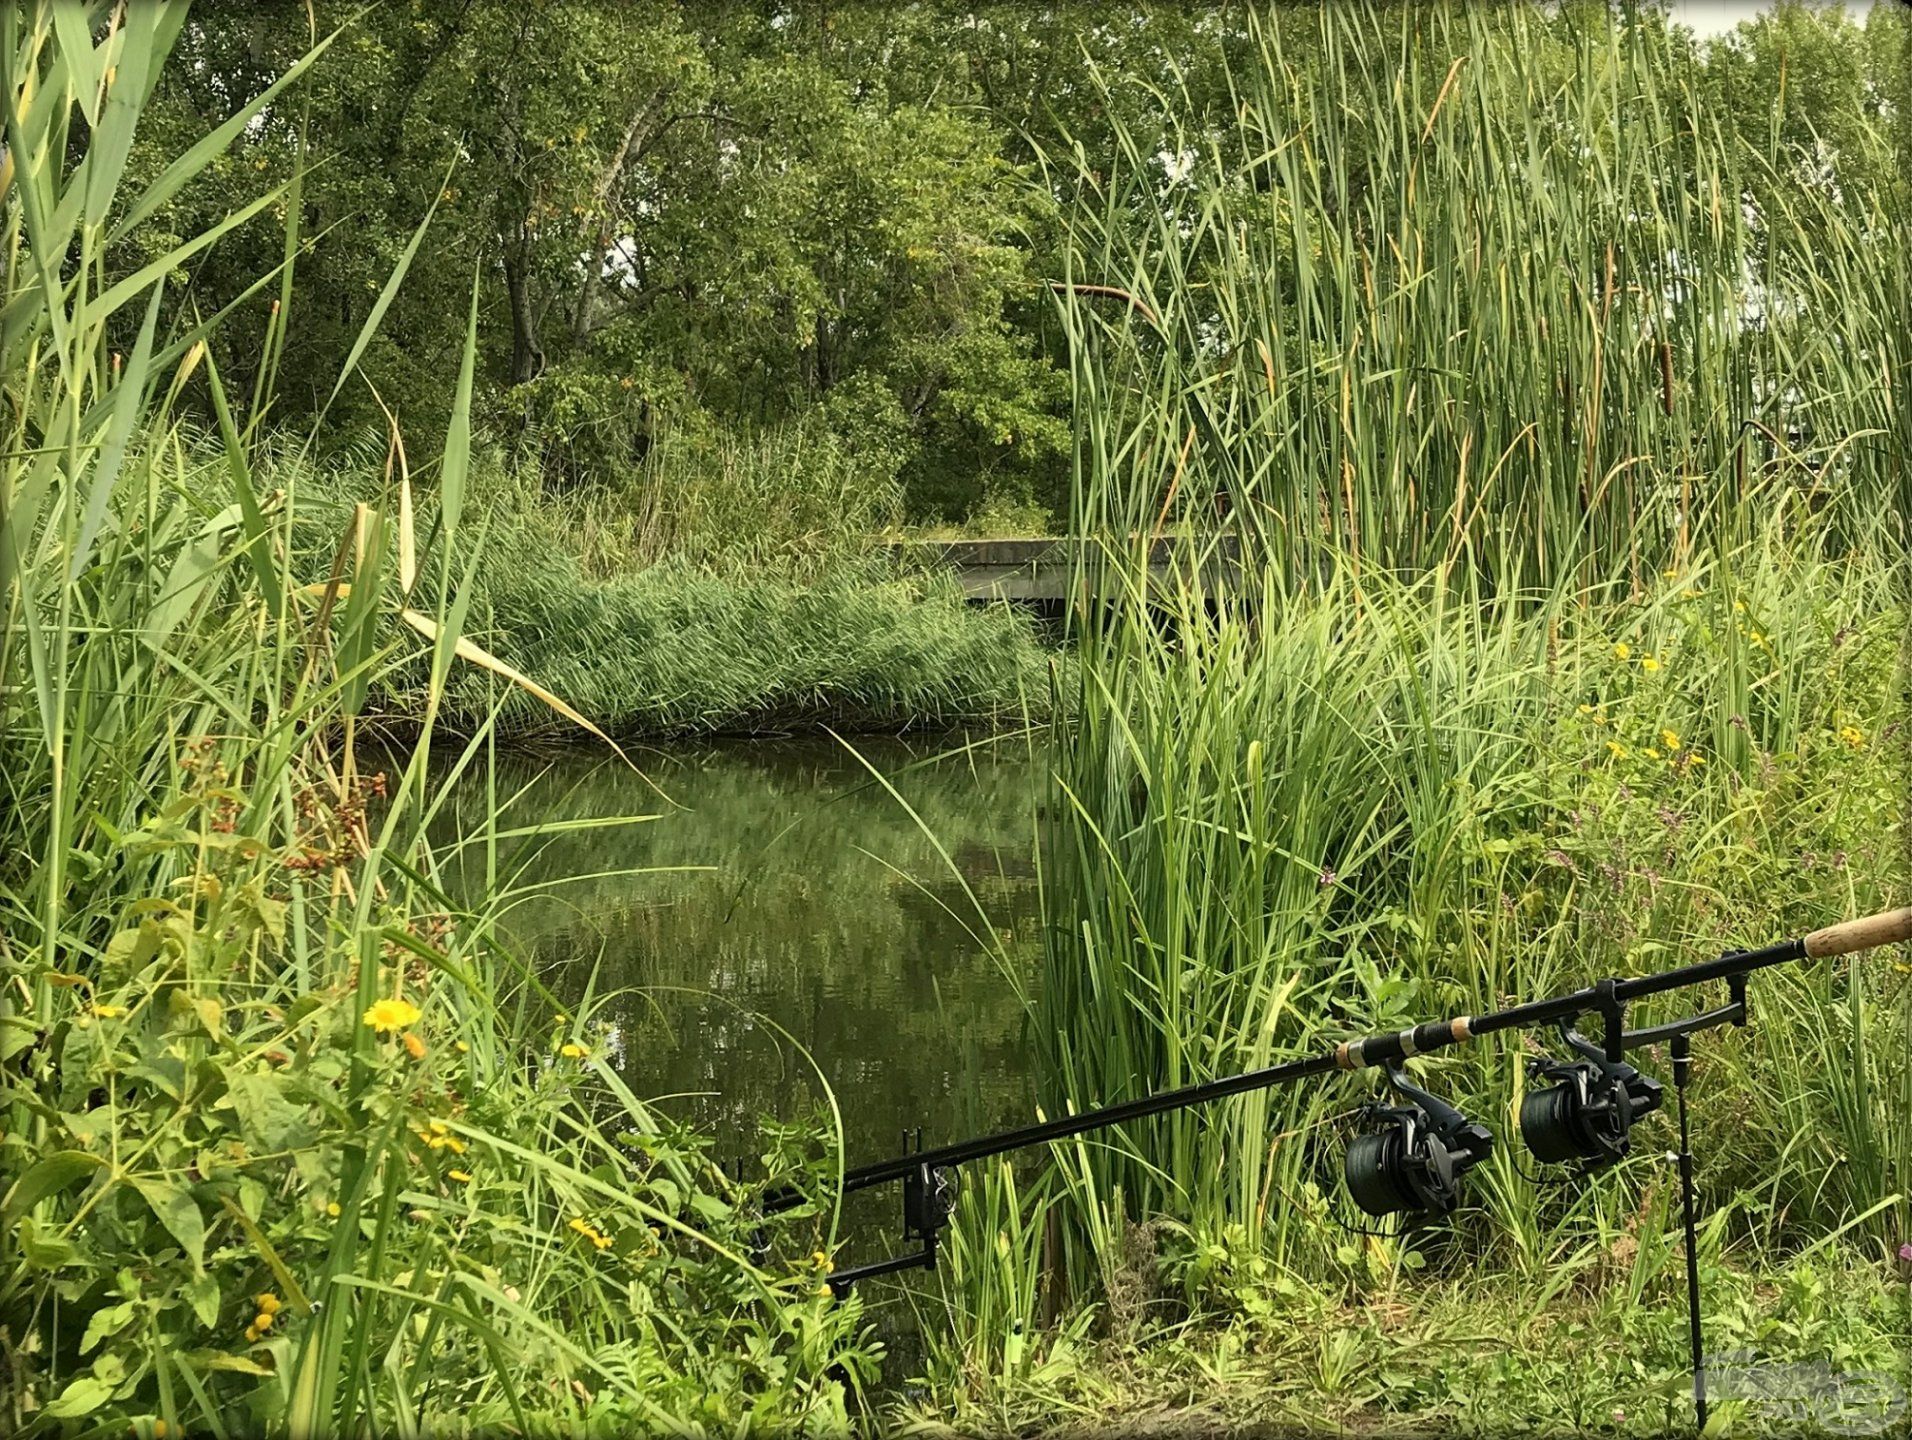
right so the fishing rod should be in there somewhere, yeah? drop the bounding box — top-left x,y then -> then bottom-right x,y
766,905 -> 1912,1428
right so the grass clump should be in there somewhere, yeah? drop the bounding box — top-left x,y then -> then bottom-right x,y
405,532 -> 1052,740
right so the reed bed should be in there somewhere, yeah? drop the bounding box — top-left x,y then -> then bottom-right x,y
1046,4 -> 1907,586
919,3 -> 1910,1424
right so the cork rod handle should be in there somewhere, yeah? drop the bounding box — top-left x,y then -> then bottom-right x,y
1803,906 -> 1912,959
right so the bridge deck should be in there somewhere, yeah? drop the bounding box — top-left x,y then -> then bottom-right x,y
886,536 -> 1240,603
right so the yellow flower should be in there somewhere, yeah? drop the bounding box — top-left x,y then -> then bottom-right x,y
256,1292 -> 282,1316
1733,599 -> 1745,613
1839,725 -> 1865,749
455,1040 -> 469,1054
1660,729 -> 1680,752
1644,747 -> 1661,760
1612,643 -> 1631,661
402,1032 -> 429,1060
568,1217 -> 613,1250
1606,741 -> 1627,759
811,1249 -> 834,1273
415,1123 -> 468,1155
363,998 -> 421,1034
559,1042 -> 589,1059
1688,754 -> 1707,766
252,1310 -> 274,1333
448,1169 -> 473,1184
1576,704 -> 1593,715
1640,656 -> 1661,673
91,1004 -> 126,1019
326,1201 -> 341,1218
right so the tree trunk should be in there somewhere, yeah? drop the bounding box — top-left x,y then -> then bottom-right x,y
504,241 -> 544,384
572,94 -> 663,344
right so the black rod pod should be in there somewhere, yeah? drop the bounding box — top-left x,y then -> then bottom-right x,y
1344,1064 -> 1494,1218
1519,1023 -> 1664,1168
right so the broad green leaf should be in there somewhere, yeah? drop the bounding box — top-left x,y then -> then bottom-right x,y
194,1351 -> 276,1377
186,1273 -> 221,1330
2,1149 -> 105,1219
226,1070 -> 312,1153
17,1215 -> 80,1271
80,1300 -> 139,1355
131,1176 -> 207,1274
44,1374 -> 114,1418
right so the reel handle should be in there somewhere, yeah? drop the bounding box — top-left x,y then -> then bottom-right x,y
1804,906 -> 1912,959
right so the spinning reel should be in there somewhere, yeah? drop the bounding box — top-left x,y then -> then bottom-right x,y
1519,1022 -> 1664,1169
1343,1064 -> 1494,1218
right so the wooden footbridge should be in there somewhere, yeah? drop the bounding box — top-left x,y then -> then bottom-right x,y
886,536 -> 1241,604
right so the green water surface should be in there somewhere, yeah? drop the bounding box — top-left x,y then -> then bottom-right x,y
434,734 -> 1046,1181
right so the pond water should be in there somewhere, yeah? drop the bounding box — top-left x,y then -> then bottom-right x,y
432,732 -> 1047,1197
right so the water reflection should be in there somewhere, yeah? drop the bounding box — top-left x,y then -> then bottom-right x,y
432,734 -> 1045,1174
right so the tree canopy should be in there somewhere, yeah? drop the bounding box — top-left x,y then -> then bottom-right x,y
135,1 -> 1909,529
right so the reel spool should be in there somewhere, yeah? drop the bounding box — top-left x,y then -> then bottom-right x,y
1343,1065 -> 1493,1218
1520,1024 -> 1664,1168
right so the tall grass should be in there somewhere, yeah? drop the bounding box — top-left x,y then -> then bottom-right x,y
922,2 -> 1911,1409
0,8 -> 870,1433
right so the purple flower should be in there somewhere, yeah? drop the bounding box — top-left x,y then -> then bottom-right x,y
1898,1243 -> 1912,1264
1318,868 -> 1338,888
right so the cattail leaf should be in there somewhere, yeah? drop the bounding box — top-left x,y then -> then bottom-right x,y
203,344 -> 284,620
439,263 -> 481,544
80,0 -> 188,232
398,607 -> 630,765
321,153 -> 457,422
69,277 -> 163,579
